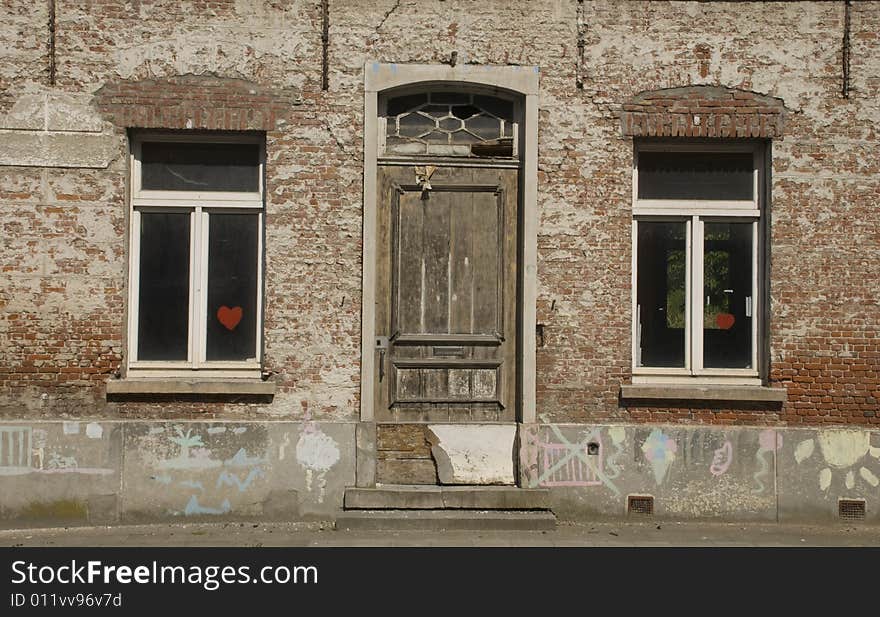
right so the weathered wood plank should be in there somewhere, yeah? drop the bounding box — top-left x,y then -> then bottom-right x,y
421,368 -> 449,399
395,367 -> 421,401
450,168 -> 474,335
472,189 -> 499,335
423,189 -> 450,335
397,191 -> 423,335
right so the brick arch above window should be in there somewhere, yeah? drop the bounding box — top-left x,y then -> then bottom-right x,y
620,86 -> 786,139
94,74 -> 302,131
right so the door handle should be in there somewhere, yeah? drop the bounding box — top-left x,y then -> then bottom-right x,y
376,336 -> 389,382
378,349 -> 385,382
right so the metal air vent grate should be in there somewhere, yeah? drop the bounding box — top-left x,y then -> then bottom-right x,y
839,499 -> 866,521
628,495 -> 654,516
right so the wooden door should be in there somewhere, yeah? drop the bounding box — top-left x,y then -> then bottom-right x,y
375,165 -> 518,423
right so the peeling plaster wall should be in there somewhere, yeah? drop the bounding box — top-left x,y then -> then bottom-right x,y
0,2 -> 877,427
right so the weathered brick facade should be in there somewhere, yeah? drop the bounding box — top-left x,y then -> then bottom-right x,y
0,1 -> 878,524
0,0 -> 877,423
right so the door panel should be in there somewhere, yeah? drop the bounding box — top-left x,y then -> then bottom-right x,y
375,165 -> 518,423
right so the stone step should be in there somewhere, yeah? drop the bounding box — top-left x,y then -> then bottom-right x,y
344,485 -> 551,511
335,510 -> 557,532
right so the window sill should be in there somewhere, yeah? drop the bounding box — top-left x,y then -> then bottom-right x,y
620,384 -> 787,403
106,378 -> 276,396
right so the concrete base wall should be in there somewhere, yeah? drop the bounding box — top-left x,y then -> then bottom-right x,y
521,423 -> 880,524
2,420 -> 878,527
0,421 -> 355,527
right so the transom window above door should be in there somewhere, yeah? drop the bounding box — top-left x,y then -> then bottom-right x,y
631,142 -> 765,383
380,90 -> 519,158
127,134 -> 265,377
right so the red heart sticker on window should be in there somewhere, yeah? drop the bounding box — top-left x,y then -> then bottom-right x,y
716,312 -> 735,330
217,306 -> 243,331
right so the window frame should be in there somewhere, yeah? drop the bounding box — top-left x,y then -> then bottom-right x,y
127,133 -> 265,377
631,141 -> 764,385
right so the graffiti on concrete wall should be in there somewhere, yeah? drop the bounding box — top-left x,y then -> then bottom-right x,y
278,432 -> 291,461
137,422 -> 345,515
794,429 -> 880,492
0,427 -> 32,474
184,496 -> 231,516
144,425 -> 269,516
536,429 -> 604,487
752,429 -> 782,494
525,421 -> 622,496
158,427 -> 222,471
710,440 -> 733,477
217,468 -> 265,493
0,425 -> 113,476
295,422 -> 340,504
641,428 -> 677,485
605,427 -> 626,483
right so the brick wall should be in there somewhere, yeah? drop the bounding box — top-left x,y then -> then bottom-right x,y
0,1 -> 877,425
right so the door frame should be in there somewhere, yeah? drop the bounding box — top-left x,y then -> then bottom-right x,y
360,63 -> 539,427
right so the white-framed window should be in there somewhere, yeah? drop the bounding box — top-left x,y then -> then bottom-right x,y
631,141 -> 763,384
127,133 -> 265,377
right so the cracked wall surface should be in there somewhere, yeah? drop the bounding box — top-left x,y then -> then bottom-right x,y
0,0 -> 877,426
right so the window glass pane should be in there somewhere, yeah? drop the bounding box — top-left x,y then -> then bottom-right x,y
137,212 -> 190,360
141,142 -> 260,192
638,152 -> 753,201
637,221 -> 687,367
205,213 -> 259,361
383,92 -> 517,157
703,222 -> 753,369
386,93 -> 427,117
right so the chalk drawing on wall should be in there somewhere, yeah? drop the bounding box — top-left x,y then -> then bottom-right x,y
296,423 -> 340,504
710,440 -> 733,477
0,427 -> 113,477
225,448 -> 265,468
278,432 -> 291,461
528,420 -> 621,496
641,428 -> 677,485
605,426 -> 626,481
158,427 -> 222,470
148,426 -> 270,516
534,429 -> 602,487
217,468 -> 265,493
752,429 -> 782,494
43,451 -> 114,475
180,480 -> 205,491
47,452 -> 78,470
31,429 -> 47,471
794,429 -> 880,492
0,427 -> 32,475
184,495 -> 231,516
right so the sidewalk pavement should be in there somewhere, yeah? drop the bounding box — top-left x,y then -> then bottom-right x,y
1,519 -> 878,547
